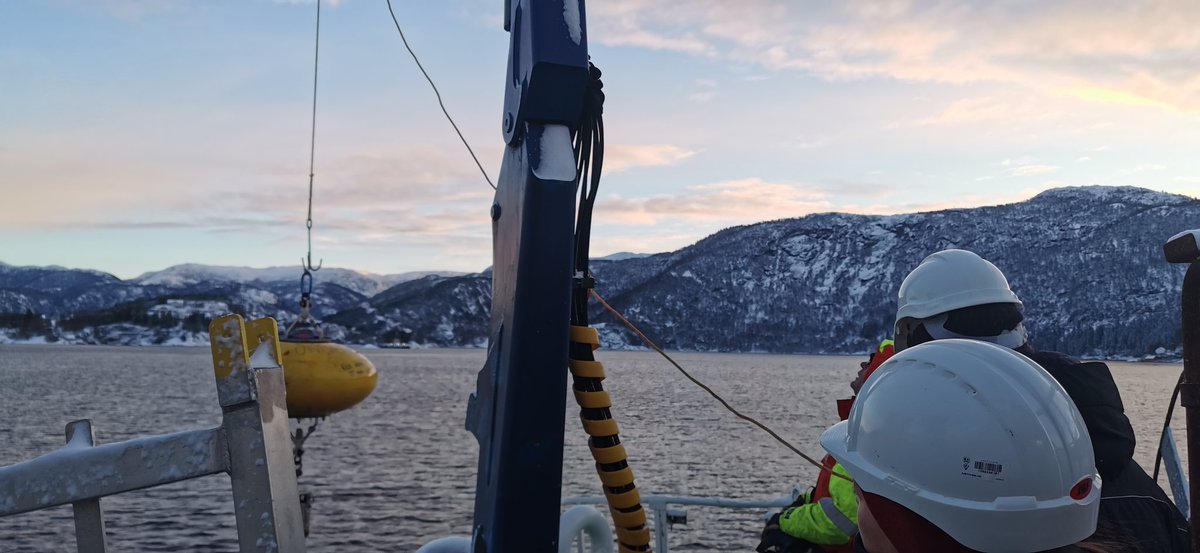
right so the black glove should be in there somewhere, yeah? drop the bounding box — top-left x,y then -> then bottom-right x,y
757,511 -> 819,553
756,513 -> 786,553
789,488 -> 814,508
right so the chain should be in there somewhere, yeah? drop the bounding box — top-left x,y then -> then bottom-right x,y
291,418 -> 322,477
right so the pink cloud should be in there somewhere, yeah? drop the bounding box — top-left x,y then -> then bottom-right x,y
587,0 -> 1200,112
605,144 -> 696,173
599,178 -> 832,226
1009,164 -> 1059,177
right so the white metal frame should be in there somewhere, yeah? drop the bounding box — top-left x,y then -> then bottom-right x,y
0,315 -> 306,553
562,491 -> 796,553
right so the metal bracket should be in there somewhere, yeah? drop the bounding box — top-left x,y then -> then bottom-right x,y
1165,230 -> 1200,265
501,0 -> 589,145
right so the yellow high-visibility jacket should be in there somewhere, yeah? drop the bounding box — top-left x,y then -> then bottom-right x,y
778,462 -> 857,547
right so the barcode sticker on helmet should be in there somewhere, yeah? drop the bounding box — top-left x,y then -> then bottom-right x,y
961,457 -> 1005,481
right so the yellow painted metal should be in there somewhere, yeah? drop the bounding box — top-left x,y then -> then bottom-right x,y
245,318 -> 283,366
279,341 -> 378,418
210,314 -> 250,379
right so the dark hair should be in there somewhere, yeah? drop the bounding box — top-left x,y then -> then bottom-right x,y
942,302 -> 1024,336
906,302 -> 1029,351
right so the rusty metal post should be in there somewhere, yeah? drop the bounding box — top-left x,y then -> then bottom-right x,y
1165,229 -> 1200,551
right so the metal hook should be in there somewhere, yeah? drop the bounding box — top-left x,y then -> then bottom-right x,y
301,255 -> 323,272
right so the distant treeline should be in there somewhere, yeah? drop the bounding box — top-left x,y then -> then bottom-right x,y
0,309 -> 55,341
2,295 -> 253,343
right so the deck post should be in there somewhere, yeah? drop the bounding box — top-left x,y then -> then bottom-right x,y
210,315 -> 307,553
66,420 -> 108,553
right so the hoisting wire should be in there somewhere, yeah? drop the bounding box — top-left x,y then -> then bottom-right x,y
304,0 -> 323,276
385,0 -> 496,190
385,0 -> 841,493
298,0 -> 324,325
589,288 -> 849,481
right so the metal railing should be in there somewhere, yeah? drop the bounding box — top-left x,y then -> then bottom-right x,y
562,489 -> 798,553
416,505 -> 615,553
0,315 -> 305,553
414,490 -> 800,553
1164,425 -> 1192,520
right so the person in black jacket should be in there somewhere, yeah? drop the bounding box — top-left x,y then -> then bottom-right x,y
891,249 -> 1188,552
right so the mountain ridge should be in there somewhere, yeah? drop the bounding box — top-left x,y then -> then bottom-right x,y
2,185 -> 1197,359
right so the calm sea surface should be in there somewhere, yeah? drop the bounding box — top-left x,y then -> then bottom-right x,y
0,345 -> 1187,552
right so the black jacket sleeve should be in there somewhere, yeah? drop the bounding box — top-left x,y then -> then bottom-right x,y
1029,351 -> 1136,481
1031,350 -> 1188,552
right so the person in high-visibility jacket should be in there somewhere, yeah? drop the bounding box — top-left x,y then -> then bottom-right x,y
757,339 -> 894,553
841,338 -> 894,417
774,459 -> 857,551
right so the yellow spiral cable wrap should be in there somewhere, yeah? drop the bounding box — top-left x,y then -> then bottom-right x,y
569,325 -> 652,552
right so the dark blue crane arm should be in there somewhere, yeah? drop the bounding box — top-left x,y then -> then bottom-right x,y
501,0 -> 590,144
464,2 -> 589,552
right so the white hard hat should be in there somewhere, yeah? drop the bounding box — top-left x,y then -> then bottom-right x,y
895,249 -> 1021,324
820,340 -> 1100,553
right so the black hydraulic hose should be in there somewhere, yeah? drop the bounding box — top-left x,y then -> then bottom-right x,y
572,62 -> 605,322
566,64 -> 651,553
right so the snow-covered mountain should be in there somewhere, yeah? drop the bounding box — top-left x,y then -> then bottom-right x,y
0,262 -> 465,346
593,252 -> 652,262
2,186 -> 1197,358
580,186 -> 1197,358
0,263 -> 140,316
337,185 -> 1199,357
134,264 -> 457,297
328,274 -> 492,347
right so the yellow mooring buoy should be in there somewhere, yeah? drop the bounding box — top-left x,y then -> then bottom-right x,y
279,340 -> 378,419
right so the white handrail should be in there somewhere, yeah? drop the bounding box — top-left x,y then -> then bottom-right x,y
562,493 -> 794,510
562,490 -> 799,553
415,536 -> 472,553
558,505 -> 614,553
415,507 -> 615,553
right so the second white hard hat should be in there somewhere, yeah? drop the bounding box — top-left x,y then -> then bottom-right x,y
894,249 -> 1022,324
820,339 -> 1100,553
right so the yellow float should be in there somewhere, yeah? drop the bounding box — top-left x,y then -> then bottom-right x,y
280,321 -> 378,419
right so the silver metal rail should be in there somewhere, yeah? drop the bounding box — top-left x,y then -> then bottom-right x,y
0,315 -> 306,553
563,490 -> 797,553
1164,425 -> 1192,519
417,506 -> 615,553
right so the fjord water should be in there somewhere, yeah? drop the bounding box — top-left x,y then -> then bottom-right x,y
0,346 -> 1185,551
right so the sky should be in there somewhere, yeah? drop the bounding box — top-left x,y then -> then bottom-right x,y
2,0 -> 1199,279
